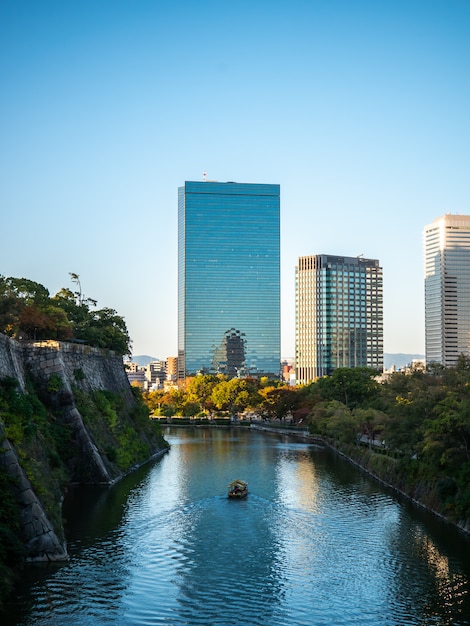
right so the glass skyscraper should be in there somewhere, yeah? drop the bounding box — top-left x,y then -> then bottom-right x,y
425,214 -> 470,367
178,181 -> 280,379
295,254 -> 383,384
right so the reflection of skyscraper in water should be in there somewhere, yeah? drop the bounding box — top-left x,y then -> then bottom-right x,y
178,180 -> 280,379
212,328 -> 246,376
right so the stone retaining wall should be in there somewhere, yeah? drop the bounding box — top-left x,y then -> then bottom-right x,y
0,333 -> 134,561
0,426 -> 67,561
0,335 -> 132,398
0,333 -> 28,391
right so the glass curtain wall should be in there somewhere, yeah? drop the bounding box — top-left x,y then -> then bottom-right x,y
178,181 -> 280,379
296,255 -> 383,384
425,214 -> 470,367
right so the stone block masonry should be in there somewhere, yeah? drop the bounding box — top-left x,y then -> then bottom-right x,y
0,334 -> 133,397
0,333 -> 136,561
0,427 -> 67,561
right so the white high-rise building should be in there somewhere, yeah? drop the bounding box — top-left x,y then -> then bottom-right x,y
424,214 -> 470,367
295,254 -> 383,385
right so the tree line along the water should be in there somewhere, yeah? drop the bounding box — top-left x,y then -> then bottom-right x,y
1,272 -> 469,538
0,274 -> 131,355
143,362 -> 470,526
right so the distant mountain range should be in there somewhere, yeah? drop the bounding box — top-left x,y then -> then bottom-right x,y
128,355 -> 158,366
130,353 -> 425,371
384,353 -> 425,370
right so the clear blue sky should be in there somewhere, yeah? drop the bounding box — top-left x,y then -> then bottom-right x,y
1,0 -> 469,360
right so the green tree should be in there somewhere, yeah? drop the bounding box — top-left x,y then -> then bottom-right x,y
0,277 -> 50,306
0,277 -> 72,340
166,388 -> 186,415
379,369 -> 443,457
424,392 -> 470,466
314,367 -> 380,408
0,274 -> 131,354
52,287 -> 91,331
80,308 -> 131,354
185,375 -> 219,413
142,389 -> 167,415
211,378 -> 258,415
353,407 -> 388,448
258,385 -> 299,421
53,277 -> 131,353
314,400 -> 356,443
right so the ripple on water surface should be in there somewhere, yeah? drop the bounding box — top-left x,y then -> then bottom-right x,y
5,430 -> 470,626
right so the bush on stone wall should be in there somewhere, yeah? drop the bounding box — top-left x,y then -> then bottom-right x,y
73,387 -> 168,473
0,467 -> 25,610
0,376 -> 71,536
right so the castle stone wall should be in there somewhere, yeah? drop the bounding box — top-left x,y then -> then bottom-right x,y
0,334 -> 134,561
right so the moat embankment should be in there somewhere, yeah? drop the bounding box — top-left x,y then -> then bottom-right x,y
0,333 -> 168,571
6,425 -> 470,625
250,422 -> 470,536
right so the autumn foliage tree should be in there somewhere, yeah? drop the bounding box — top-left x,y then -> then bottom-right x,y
0,274 -> 131,355
141,363 -> 470,524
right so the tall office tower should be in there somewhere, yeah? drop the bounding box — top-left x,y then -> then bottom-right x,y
424,214 -> 470,367
295,254 -> 383,384
178,180 -> 280,380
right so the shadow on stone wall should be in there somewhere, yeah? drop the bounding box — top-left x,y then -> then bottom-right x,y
0,334 -> 167,563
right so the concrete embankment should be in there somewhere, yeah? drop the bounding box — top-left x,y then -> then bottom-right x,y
249,422 -> 321,442
251,422 -> 470,536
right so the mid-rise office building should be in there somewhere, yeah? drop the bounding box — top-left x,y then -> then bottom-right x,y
295,254 -> 383,384
424,214 -> 470,367
178,180 -> 280,379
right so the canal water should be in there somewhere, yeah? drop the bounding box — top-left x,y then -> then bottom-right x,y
3,427 -> 470,625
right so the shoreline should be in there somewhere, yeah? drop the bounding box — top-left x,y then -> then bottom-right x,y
251,423 -> 470,537
161,420 -> 470,536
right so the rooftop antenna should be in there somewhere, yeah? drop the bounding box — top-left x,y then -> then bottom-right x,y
203,171 -> 207,181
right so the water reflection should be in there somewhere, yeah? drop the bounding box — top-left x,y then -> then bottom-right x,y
275,444 -> 320,513
157,430 -> 289,624
172,497 -> 286,625
3,427 -> 470,626
411,526 -> 469,624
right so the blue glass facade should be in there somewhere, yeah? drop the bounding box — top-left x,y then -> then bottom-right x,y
178,181 -> 280,379
296,255 -> 383,384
